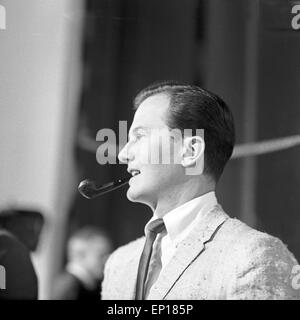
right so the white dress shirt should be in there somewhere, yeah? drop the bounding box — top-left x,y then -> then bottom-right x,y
144,191 -> 218,298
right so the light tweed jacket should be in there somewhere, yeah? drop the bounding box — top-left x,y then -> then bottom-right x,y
102,205 -> 299,300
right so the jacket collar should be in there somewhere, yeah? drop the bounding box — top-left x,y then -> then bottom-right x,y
147,204 -> 228,299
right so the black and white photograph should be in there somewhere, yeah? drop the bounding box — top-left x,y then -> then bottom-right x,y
0,0 -> 300,307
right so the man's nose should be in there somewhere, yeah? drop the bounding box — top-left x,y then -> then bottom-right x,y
118,142 -> 132,164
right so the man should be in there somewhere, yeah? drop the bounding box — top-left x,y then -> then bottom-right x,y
0,209 -> 41,300
101,81 -> 299,300
52,226 -> 112,300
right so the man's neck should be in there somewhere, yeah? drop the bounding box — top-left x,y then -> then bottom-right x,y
154,178 -> 215,218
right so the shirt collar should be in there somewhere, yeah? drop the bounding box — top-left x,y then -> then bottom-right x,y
145,191 -> 218,245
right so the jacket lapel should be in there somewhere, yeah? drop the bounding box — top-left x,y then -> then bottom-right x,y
122,240 -> 145,299
148,205 -> 228,300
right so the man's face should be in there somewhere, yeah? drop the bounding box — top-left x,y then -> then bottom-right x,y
118,93 -> 184,211
71,237 -> 111,280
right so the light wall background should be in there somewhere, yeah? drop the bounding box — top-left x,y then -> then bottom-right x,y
0,0 -> 84,299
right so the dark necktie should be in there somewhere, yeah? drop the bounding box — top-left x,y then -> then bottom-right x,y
135,218 -> 165,300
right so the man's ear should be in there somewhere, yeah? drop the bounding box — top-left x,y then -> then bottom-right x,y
181,136 -> 205,175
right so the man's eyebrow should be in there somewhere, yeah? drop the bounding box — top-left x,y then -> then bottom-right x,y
130,126 -> 149,134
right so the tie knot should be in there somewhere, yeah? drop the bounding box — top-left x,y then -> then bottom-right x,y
146,218 -> 165,234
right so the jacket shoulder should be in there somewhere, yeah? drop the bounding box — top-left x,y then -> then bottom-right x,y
0,229 -> 38,300
219,217 -> 299,299
0,229 -> 16,241
224,217 -> 297,263
101,237 -> 145,299
0,229 -> 26,254
108,236 -> 145,263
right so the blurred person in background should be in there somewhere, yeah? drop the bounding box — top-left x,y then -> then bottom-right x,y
0,209 -> 43,300
52,226 -> 112,300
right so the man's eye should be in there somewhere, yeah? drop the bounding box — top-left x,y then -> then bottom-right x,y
128,131 -> 146,143
135,133 -> 145,140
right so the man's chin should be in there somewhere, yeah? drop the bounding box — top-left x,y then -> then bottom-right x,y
126,188 -> 151,206
126,188 -> 140,202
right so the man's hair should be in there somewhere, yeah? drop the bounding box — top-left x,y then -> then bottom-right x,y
133,80 -> 235,181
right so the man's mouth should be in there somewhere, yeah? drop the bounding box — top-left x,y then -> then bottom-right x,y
128,169 -> 141,183
129,170 -> 141,177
